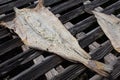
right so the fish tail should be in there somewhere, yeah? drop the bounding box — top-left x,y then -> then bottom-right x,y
83,60 -> 113,77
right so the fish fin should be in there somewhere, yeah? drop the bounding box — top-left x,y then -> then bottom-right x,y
84,60 -> 113,77
35,0 -> 44,10
0,21 -> 15,30
13,7 -> 20,14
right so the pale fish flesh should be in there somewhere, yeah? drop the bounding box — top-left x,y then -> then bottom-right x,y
93,11 -> 120,53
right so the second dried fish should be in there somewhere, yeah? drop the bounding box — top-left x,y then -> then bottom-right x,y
93,11 -> 120,53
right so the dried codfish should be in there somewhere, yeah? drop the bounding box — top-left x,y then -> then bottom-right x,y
1,0 -> 112,76
93,11 -> 120,53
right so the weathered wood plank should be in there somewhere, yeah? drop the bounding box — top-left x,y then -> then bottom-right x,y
21,51 -> 42,65
84,0 -> 109,13
0,38 -> 23,56
0,49 -> 36,76
91,41 -> 113,60
51,64 -> 86,80
0,33 -> 11,39
10,55 -> 63,80
50,0 -> 87,14
44,0 -> 62,6
0,0 -> 36,14
0,28 -> 9,37
59,6 -> 84,24
110,57 -> 120,80
0,0 -> 12,5
79,27 -> 103,48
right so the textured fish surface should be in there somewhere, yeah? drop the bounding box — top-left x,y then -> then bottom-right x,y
93,11 -> 120,53
1,0 -> 112,76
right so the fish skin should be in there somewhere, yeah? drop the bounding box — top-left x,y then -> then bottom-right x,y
93,11 -> 120,52
0,0 -> 113,76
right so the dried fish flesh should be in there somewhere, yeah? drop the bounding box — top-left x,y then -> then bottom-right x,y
1,0 -> 112,76
93,11 -> 120,53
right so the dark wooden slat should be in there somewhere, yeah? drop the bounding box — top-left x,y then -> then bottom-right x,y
59,0 -> 109,23
110,58 -> 120,80
44,0 -> 62,6
31,0 -> 63,6
79,27 -> 104,48
69,15 -> 95,36
0,28 -> 11,40
0,28 -> 9,37
84,0 -> 109,14
59,6 -> 85,23
10,55 -> 63,80
0,0 -> 12,5
0,49 -> 34,69
0,0 -> 36,14
0,49 -> 36,76
91,41 -> 113,60
69,0 -> 120,35
0,33 -> 11,39
51,64 -> 86,80
0,38 -> 23,56
103,0 -> 120,14
20,51 -> 42,65
50,0 -> 87,14
51,41 -> 113,80
0,12 -> 15,21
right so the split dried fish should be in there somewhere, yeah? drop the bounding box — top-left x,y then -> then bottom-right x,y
93,11 -> 120,53
1,0 -> 112,76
